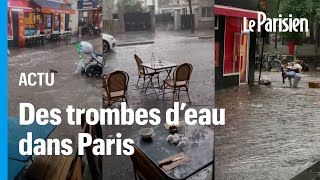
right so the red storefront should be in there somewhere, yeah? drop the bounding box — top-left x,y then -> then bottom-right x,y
8,0 -> 75,47
8,0 -> 32,47
28,0 -> 76,34
215,1 -> 260,89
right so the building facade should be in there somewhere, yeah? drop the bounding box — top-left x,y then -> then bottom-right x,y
215,0 -> 259,89
77,0 -> 102,29
156,0 -> 214,30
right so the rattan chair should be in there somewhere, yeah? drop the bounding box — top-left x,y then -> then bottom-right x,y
162,63 -> 193,105
130,146 -> 170,180
134,54 -> 160,90
102,70 -> 129,107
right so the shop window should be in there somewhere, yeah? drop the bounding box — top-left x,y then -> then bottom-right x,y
53,15 -> 60,32
24,12 -> 40,35
224,16 -> 242,75
113,14 -> 118,20
43,14 -> 52,32
201,7 -> 213,18
182,8 -> 188,15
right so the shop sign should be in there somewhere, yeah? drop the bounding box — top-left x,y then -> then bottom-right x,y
78,0 -> 98,10
42,7 -> 75,14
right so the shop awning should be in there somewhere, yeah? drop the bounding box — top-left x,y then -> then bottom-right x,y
31,0 -> 76,14
8,0 -> 32,12
215,5 -> 259,19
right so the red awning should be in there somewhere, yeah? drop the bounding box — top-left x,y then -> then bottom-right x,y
214,5 -> 260,19
8,0 -> 32,12
31,0 -> 76,14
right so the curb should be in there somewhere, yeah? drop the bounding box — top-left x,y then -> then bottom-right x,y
117,40 -> 155,47
198,36 -> 214,39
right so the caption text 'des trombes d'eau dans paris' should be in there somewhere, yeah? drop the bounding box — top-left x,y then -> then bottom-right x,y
17,71 -> 224,157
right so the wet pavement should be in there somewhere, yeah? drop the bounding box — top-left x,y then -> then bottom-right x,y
113,30 -> 214,43
8,31 -> 214,179
215,71 -> 320,180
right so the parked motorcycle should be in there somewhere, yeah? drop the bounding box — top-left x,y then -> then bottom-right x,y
90,22 -> 101,36
81,23 -> 100,36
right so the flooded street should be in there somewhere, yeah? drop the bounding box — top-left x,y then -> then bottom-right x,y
215,71 -> 320,180
8,32 -> 214,179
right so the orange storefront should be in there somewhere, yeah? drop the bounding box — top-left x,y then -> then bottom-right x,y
8,0 -> 32,47
28,0 -> 75,34
8,0 -> 75,47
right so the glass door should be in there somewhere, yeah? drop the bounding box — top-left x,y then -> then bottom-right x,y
240,33 -> 250,84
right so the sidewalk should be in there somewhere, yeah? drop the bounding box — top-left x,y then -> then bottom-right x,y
9,35 -> 102,57
114,29 -> 214,44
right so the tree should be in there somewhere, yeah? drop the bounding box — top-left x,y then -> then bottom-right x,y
118,0 -> 145,13
265,0 -> 281,48
279,0 -> 320,43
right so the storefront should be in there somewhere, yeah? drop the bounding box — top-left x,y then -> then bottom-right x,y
29,0 -> 76,33
8,0 -> 32,47
77,0 -> 102,28
215,0 -> 259,89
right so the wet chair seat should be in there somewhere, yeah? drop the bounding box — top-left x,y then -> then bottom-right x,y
103,89 -> 125,98
163,80 -> 187,87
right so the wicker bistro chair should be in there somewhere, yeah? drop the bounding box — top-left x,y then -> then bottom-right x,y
162,63 -> 193,105
130,145 -> 170,180
102,70 -> 129,107
134,54 -> 160,90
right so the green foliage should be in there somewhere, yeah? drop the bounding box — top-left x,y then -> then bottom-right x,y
279,0 -> 319,18
265,0 -> 280,18
118,0 -> 145,13
277,0 -> 320,42
282,32 -> 302,42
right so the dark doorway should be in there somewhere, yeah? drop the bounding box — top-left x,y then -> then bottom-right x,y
181,14 -> 192,30
65,14 -> 70,31
124,12 -> 151,31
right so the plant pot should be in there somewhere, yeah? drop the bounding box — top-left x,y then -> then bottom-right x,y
288,41 -> 296,55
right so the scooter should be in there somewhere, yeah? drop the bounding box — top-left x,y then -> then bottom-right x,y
90,22 -> 101,36
70,41 -> 106,77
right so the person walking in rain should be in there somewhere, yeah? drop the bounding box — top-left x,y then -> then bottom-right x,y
283,61 -> 303,88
